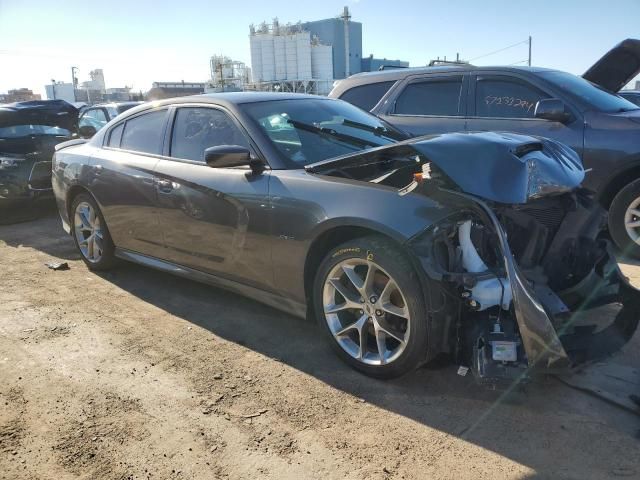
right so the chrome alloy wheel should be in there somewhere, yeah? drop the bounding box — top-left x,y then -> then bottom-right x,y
74,201 -> 104,263
322,258 -> 410,366
625,196 -> 640,245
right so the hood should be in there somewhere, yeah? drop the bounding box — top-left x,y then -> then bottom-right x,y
583,38 -> 640,92
306,131 -> 584,204
0,100 -> 79,131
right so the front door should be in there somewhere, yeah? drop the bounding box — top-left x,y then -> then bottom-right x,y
465,73 -> 584,156
153,105 -> 273,289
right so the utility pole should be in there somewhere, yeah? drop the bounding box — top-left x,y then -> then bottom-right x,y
50,79 -> 56,99
341,6 -> 351,78
71,66 -> 78,102
528,36 -> 532,66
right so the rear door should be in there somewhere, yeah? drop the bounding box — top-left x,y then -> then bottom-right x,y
153,105 -> 273,289
466,72 -> 584,156
376,73 -> 468,136
88,108 -> 168,257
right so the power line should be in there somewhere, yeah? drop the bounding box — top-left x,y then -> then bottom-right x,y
469,39 -> 530,62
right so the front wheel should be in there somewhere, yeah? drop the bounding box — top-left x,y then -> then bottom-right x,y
609,179 -> 640,259
313,235 -> 429,379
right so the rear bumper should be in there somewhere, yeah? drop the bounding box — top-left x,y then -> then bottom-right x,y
0,160 -> 53,202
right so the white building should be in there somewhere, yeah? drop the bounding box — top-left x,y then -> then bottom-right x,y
45,82 -> 76,103
82,69 -> 106,93
207,55 -> 251,92
249,19 -> 334,95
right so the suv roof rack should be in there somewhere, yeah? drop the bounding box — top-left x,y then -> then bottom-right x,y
377,65 -> 410,71
428,59 -> 472,67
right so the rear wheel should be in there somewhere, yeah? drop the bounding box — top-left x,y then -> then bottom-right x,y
313,235 -> 429,379
609,179 -> 640,258
70,193 -> 116,270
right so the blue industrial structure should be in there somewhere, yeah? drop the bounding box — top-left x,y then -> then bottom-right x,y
301,17 -> 363,79
361,55 -> 410,72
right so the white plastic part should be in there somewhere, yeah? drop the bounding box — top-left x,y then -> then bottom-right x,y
458,220 -> 512,311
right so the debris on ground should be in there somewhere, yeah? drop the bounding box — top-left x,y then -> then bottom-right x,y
45,261 -> 69,271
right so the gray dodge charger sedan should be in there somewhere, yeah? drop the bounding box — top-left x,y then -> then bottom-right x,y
52,93 -> 640,382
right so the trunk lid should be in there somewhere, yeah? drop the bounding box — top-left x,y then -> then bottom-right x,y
583,38 -> 640,92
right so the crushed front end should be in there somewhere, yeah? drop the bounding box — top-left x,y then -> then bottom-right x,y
307,131 -> 640,384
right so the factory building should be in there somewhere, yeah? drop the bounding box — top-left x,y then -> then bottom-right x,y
249,7 -> 409,95
206,55 -> 251,92
249,20 -> 334,95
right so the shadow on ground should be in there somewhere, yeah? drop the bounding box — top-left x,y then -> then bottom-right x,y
2,212 -> 639,478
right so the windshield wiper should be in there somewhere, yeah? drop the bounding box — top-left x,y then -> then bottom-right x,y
287,119 -> 380,148
341,119 -> 403,140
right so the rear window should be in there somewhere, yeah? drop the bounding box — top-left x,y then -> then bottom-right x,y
120,110 -> 167,155
339,81 -> 395,111
394,78 -> 463,116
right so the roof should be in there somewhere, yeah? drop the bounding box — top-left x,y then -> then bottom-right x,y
343,65 -> 558,82
118,92 -> 333,119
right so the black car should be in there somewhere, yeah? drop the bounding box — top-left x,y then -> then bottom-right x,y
0,100 -> 78,207
77,101 -> 143,138
330,39 -> 640,257
51,93 -> 639,382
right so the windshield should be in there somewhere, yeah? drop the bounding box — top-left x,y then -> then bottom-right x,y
240,98 -> 407,167
539,71 -> 639,112
0,124 -> 71,139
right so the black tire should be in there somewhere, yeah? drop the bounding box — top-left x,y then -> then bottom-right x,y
70,193 -> 116,270
313,235 -> 429,379
609,178 -> 640,259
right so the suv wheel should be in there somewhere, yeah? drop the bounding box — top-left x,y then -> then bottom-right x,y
609,179 -> 640,258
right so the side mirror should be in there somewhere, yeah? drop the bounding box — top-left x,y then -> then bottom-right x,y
78,125 -> 97,138
534,99 -> 570,123
205,145 -> 262,172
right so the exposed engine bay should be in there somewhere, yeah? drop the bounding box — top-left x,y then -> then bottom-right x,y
306,131 -> 640,385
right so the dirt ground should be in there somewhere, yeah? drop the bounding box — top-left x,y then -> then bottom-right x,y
1,210 -> 639,480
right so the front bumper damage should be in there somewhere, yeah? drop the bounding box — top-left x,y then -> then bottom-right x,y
454,191 -> 640,377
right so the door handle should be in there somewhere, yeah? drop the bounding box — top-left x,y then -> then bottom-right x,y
156,179 -> 173,193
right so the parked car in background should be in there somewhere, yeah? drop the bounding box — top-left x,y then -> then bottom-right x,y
51,93 -> 638,382
77,101 -> 143,138
619,90 -> 640,106
0,100 -> 78,207
330,39 -> 640,257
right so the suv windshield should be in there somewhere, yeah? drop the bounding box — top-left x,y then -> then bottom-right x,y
240,98 -> 407,167
539,71 -> 639,113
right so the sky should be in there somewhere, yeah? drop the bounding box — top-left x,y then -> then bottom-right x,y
1,0 -> 639,98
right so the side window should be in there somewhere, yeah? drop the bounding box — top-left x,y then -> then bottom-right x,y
120,110 -> 167,155
339,81 -> 396,111
475,77 -> 548,119
170,107 -> 249,163
394,77 -> 463,116
107,123 -> 124,147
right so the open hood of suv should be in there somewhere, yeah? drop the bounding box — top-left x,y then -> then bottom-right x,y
583,38 -> 640,92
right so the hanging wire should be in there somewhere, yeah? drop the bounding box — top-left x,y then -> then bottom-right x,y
468,39 -> 529,62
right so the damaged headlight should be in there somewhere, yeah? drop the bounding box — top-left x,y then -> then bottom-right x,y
0,156 -> 20,169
